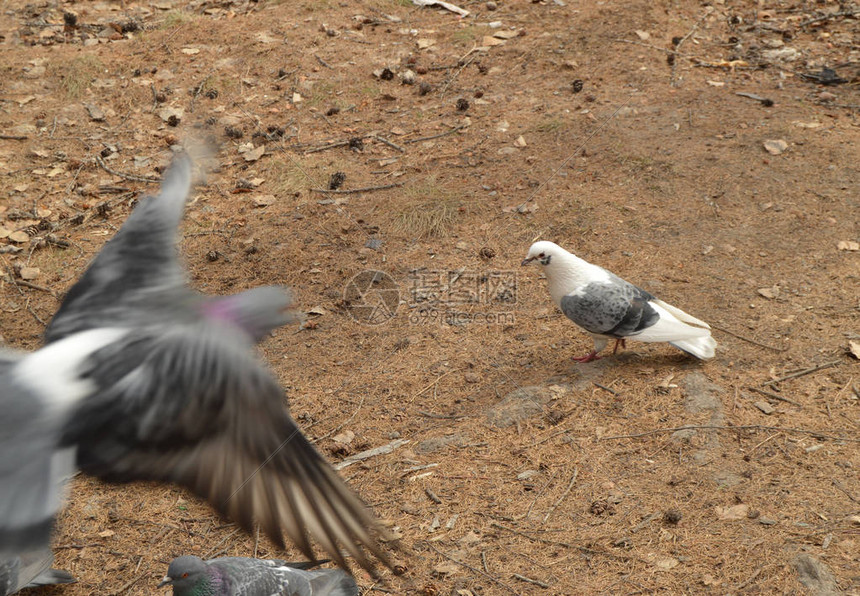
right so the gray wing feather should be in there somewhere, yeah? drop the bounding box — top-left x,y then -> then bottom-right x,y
44,154 -> 193,342
560,273 -> 658,337
0,550 -> 74,595
213,558 -> 358,596
63,323 -> 390,574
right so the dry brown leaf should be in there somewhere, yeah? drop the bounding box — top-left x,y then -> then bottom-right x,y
848,341 -> 860,360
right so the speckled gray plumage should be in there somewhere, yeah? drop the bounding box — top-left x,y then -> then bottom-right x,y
160,556 -> 358,596
559,273 -> 659,337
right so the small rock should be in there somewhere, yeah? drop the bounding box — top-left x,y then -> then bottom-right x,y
762,47 -> 799,62
757,286 -> 779,299
759,517 -> 777,525
634,30 -> 650,40
364,238 -> 383,251
754,401 -> 775,415
9,231 -> 30,243
455,241 -> 469,251
792,554 -> 841,596
486,1 -> 497,10
84,103 -> 106,121
18,267 -> 41,280
252,194 -> 275,207
513,135 -> 527,147
517,470 -> 540,481
715,503 -> 749,521
837,240 -> 859,251
763,139 -> 788,155
463,372 -> 480,383
332,430 -> 355,445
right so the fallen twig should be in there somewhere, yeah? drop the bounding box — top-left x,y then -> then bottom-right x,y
799,8 -> 860,28
315,54 -> 333,69
439,52 -> 477,97
0,134 -> 28,140
303,140 -> 350,154
333,438 -> 409,470
602,424 -> 860,443
426,543 -> 520,596
488,521 -> 638,562
404,124 -> 466,144
763,359 -> 842,386
593,382 -> 618,395
542,468 -> 578,523
832,480 -> 860,504
512,573 -> 550,589
95,154 -> 160,183
746,386 -> 802,407
711,323 -> 786,352
371,134 -> 404,152
310,182 -> 404,195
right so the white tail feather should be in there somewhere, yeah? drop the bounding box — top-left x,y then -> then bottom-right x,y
651,299 -> 711,329
670,335 -> 717,359
633,302 -> 712,343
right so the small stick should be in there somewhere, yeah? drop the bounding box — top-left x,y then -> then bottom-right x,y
371,134 -> 404,152
333,438 -> 409,470
303,140 -> 350,154
425,487 -> 442,504
630,511 -> 660,533
315,54 -> 333,69
6,278 -> 55,295
542,468 -> 578,523
711,323 -> 786,352
799,8 -> 859,28
426,543 -> 520,596
438,52 -> 477,97
593,382 -> 618,395
833,480 -> 860,504
404,124 -> 466,144
512,573 -> 550,589
203,528 -> 239,559
0,134 -> 28,140
763,359 -> 842,386
488,521 -> 637,562
418,410 -> 465,420
109,570 -> 150,595
253,525 -> 260,558
602,424 -> 860,443
95,154 -> 160,183
481,550 -> 489,573
746,386 -> 802,407
310,182 -> 404,195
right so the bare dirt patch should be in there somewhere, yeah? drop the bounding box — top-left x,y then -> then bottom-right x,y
2,0 -> 858,594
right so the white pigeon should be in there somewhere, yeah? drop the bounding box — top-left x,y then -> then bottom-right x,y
522,241 -> 716,362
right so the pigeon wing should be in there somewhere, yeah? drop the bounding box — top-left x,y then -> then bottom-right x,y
63,325 -> 390,575
45,154 -> 192,342
560,275 -> 658,337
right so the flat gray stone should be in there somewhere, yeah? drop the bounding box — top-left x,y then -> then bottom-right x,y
792,553 -> 841,595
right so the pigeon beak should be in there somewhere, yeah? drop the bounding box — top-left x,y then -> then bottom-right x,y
157,576 -> 173,588
521,257 -> 535,266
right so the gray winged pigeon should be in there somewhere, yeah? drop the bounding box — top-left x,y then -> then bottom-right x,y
158,555 -> 358,596
522,241 -> 716,361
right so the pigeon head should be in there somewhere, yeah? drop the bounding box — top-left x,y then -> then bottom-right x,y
521,241 -> 566,268
158,556 -> 208,592
201,286 -> 303,341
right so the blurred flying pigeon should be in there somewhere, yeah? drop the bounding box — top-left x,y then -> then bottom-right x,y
1,330 -> 129,592
1,550 -> 75,595
1,329 -> 126,558
158,555 -> 358,596
522,241 -> 716,361
43,153 -> 392,573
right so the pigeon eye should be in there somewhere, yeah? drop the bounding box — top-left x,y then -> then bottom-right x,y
539,253 -> 545,258
182,573 -> 189,578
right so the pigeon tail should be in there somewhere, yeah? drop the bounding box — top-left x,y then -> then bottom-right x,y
632,302 -> 712,343
24,567 -> 76,588
670,335 -> 717,360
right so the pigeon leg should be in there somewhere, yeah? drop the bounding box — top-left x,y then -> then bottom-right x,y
573,351 -> 602,363
611,338 -> 627,354
574,337 -> 607,362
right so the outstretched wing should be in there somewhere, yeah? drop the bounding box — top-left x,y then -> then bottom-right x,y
45,154 -> 193,342
64,325 -> 391,575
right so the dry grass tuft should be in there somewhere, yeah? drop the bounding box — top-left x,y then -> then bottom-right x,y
394,180 -> 460,239
57,55 -> 103,99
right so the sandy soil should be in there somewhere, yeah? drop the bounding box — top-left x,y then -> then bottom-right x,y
1,0 -> 859,594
